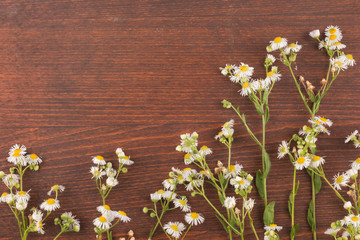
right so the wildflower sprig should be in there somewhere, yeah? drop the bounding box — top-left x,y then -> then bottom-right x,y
53,212 -> 80,239
173,121 -> 259,240
90,148 -> 132,240
144,170 -> 204,240
0,144 -> 77,239
220,54 -> 280,226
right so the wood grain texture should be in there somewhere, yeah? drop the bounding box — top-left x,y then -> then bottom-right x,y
0,0 -> 359,239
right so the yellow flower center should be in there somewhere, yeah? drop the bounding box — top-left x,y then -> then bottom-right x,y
18,191 -> 26,196
183,168 -> 191,171
200,146 -> 208,151
190,212 -> 199,219
270,224 -> 277,227
329,28 -> 337,34
274,37 -> 282,43
335,61 -> 342,67
280,147 -> 286,153
99,216 -> 107,223
329,35 -> 337,40
218,131 -> 223,136
315,120 -> 322,125
239,65 -> 249,72
346,54 -> 354,60
52,184 -> 58,189
225,65 -> 232,69
312,156 -> 321,162
336,176 -> 344,184
103,205 -> 110,210
157,189 -> 165,194
352,216 -> 359,222
320,117 -> 328,122
30,154 -> 38,159
240,180 -> 245,185
46,198 -> 55,205
1,192 -> 8,197
179,200 -> 186,206
13,149 -> 21,157
118,211 -> 126,216
184,153 -> 190,159
334,42 -> 341,46
96,155 -> 104,160
178,176 -> 183,180
242,82 -> 249,88
297,157 -> 305,164
171,224 -> 178,231
229,165 -> 235,172
289,43 -> 296,48
123,156 -> 129,160
38,221 -> 43,229
94,170 -> 100,175
356,158 -> 360,164
267,71 -> 274,77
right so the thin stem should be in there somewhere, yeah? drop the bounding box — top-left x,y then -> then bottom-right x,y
261,114 -> 268,206
54,230 -> 64,240
248,212 -> 259,240
291,167 -> 296,238
181,224 -> 192,240
311,172 -> 317,240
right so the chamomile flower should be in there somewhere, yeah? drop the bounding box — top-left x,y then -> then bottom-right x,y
93,215 -> 111,229
106,177 -> 119,187
230,176 -> 250,189
299,125 -> 312,136
26,153 -> 42,165
269,37 -> 287,51
92,155 -> 106,165
40,198 -> 60,212
16,190 -> 31,203
345,214 -> 360,227
331,57 -> 348,71
345,130 -> 359,143
162,178 -> 176,190
114,210 -> 131,223
277,141 -> 289,159
173,196 -> 191,212
326,33 -> 342,45
333,173 -> 350,190
199,146 -> 212,156
117,148 -> 134,165
284,42 -> 302,54
265,69 -> 281,83
36,221 -> 45,234
185,212 -> 205,226
97,205 -> 112,215
346,168 -> 358,178
224,196 -> 236,209
309,155 -> 325,168
266,54 -> 276,64
16,200 -> 28,211
0,192 -> 13,204
325,25 -> 342,37
293,156 -> 311,170
264,224 -> 283,232
329,42 -> 346,50
234,63 -> 254,79
164,222 -> 185,239
244,198 -> 255,211
215,119 -> 235,140
219,64 -> 235,76
224,164 -> 243,179
163,190 -> 177,200
309,29 -> 320,38
90,166 -> 106,179
176,132 -> 198,153
352,158 -> 360,170
106,168 -> 117,178
340,54 -> 356,67
3,173 -> 19,187
182,168 -> 197,179
32,209 -> 43,222
150,189 -> 165,201
185,178 -> 203,191
239,81 -> 252,96
314,116 -> 333,127
344,201 -> 353,210
47,185 -> 65,196
8,144 -> 27,166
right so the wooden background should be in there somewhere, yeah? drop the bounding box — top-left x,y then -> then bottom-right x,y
0,0 -> 359,239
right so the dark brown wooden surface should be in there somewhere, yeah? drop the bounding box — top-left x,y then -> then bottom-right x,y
0,0 -> 359,239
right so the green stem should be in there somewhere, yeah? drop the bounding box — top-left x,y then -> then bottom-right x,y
311,172 -> 317,240
181,224 -> 192,240
248,213 -> 259,240
261,114 -> 268,207
54,230 -> 64,240
291,167 -> 296,239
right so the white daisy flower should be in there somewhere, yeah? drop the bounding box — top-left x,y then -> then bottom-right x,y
309,155 -> 325,168
198,170 -> 211,179
224,196 -> 236,209
199,146 -> 212,156
293,156 -> 311,170
299,125 -> 312,136
26,153 -> 42,165
215,120 -> 235,139
106,177 -> 119,187
351,158 -> 360,170
324,228 -> 340,236
266,54 -> 276,64
345,130 -> 359,143
176,132 -> 198,153
244,198 -> 255,211
326,33 -> 342,45
230,176 -> 250,189
16,200 -> 28,211
284,42 -> 302,55
346,168 -> 358,178
36,221 -> 45,234
164,222 -> 185,239
90,166 -> 106,179
182,168 -> 197,180
329,42 -> 346,50
185,212 -> 205,226
16,190 -> 31,203
325,25 -> 342,37
234,63 -> 254,79
118,154 -> 134,166
314,116 -> 333,127
264,224 -> 283,232
344,201 -> 352,210
183,153 -> 196,165
92,155 -> 106,165
219,64 -> 235,76
265,70 -> 281,83
163,190 -> 177,200
32,209 -> 43,222
333,173 -> 350,190
340,54 -> 356,67
224,164 -> 243,179
331,57 -> 348,71
0,192 -> 13,204
277,141 -> 289,159
47,185 -> 65,196
345,214 -> 360,227
150,189 -> 165,201
97,205 -> 112,215
8,144 -> 27,166
114,210 -> 131,223
185,179 -> 203,192
106,168 -> 117,178
239,81 -> 252,96
40,198 -> 60,212
162,178 -> 176,190
269,37 -> 287,51
173,196 -> 191,212
93,215 -> 111,229
309,29 -> 320,38
2,174 -> 19,187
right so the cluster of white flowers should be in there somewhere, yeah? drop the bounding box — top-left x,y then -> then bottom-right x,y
93,205 -> 130,231
332,157 -> 360,190
55,212 -> 80,233
7,144 -> 42,167
264,224 -> 283,240
345,130 -> 360,148
325,213 -> 360,239
220,56 -> 281,97
163,212 -> 205,239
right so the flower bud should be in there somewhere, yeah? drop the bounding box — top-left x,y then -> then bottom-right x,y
0,171 -> 4,179
122,168 -> 128,173
143,207 -> 149,214
150,212 -> 156,218
221,99 -> 232,109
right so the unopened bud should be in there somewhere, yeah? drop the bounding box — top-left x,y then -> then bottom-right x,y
306,81 -> 311,87
128,230 -> 134,237
299,75 -> 305,82
321,78 -> 327,85
217,161 -> 223,167
331,66 -> 336,73
235,207 -> 241,215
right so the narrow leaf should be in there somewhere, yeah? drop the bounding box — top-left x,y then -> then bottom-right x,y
263,201 -> 275,226
256,170 -> 265,200
290,224 -> 299,238
307,200 -> 316,232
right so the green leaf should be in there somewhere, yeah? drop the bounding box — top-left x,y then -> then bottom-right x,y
307,200 -> 316,232
314,174 -> 322,194
310,147 -> 317,154
263,89 -> 269,104
218,191 -> 225,205
263,151 -> 271,178
295,180 -> 300,194
288,199 -> 292,215
215,214 -> 229,233
263,201 -> 275,226
307,90 -> 315,102
290,224 -> 299,239
265,105 -> 270,123
254,103 -> 264,115
255,170 -> 265,200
